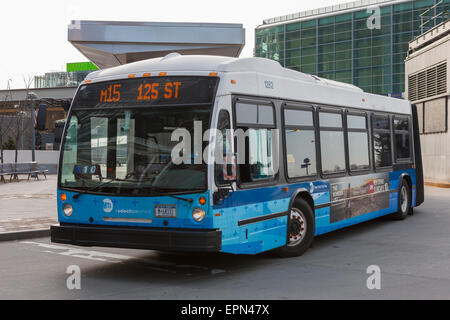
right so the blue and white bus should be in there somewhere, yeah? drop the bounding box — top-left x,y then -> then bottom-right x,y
51,53 -> 424,257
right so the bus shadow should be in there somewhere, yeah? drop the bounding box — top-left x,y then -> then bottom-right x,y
80,249 -> 275,287
80,212 -> 421,286
312,216 -> 389,248
311,208 -> 425,250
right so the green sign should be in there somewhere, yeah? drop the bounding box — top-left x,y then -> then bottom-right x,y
66,62 -> 99,72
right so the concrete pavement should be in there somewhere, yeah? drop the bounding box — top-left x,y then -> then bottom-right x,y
0,175 -> 57,240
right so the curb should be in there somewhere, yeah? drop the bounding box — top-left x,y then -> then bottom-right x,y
425,181 -> 450,189
0,228 -> 50,242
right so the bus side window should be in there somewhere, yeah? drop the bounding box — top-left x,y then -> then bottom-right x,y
372,114 -> 392,168
235,102 -> 276,183
347,113 -> 370,172
284,108 -> 317,178
215,110 -> 231,186
394,116 -> 411,161
248,129 -> 274,180
319,110 -> 346,175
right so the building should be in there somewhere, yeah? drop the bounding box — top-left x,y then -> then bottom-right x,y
405,19 -> 450,183
34,62 -> 98,88
0,87 -> 75,153
0,62 -> 91,153
255,0 -> 449,97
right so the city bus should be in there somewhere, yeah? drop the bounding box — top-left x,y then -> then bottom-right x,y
51,53 -> 424,257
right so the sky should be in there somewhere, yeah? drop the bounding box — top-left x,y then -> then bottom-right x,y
0,0 -> 350,89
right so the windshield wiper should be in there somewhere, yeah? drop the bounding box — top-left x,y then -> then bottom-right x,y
72,178 -> 124,199
72,178 -> 194,203
135,183 -> 193,203
151,192 -> 193,203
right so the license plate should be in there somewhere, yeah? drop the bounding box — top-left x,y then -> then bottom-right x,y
154,205 -> 177,218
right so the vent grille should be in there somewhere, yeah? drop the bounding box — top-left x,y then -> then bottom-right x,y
408,62 -> 447,102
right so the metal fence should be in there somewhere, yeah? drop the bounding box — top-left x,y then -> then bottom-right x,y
0,114 -> 33,154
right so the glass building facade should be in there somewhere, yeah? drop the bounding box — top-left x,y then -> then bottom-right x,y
34,62 -> 99,89
255,0 -> 450,97
34,71 -> 92,88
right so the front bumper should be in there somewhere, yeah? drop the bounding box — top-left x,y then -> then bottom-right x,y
51,224 -> 222,252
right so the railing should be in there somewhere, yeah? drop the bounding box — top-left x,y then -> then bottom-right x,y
420,1 -> 444,34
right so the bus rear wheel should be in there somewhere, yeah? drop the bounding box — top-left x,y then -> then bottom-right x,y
276,198 -> 315,258
390,180 -> 411,220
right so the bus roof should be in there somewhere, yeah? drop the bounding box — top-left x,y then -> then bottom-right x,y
85,53 -> 411,115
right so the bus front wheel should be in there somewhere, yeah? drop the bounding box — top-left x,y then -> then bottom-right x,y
390,180 -> 411,220
276,198 -> 315,258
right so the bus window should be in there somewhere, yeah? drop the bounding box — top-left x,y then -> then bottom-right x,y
248,129 -> 274,180
235,101 -> 276,183
284,108 -> 317,178
236,103 -> 274,126
116,116 -> 136,179
61,116 -> 78,184
372,114 -> 392,168
319,111 -> 346,174
90,117 -> 108,179
394,117 -> 411,160
90,116 -> 136,180
347,114 -> 369,171
236,103 -> 257,124
215,110 -> 231,186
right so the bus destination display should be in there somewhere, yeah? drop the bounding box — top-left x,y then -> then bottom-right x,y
72,76 -> 219,108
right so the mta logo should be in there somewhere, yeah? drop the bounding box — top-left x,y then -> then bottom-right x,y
103,199 -> 113,213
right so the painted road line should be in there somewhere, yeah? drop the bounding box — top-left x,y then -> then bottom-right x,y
20,241 -> 226,276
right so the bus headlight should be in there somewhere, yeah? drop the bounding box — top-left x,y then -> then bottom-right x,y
63,203 -> 73,217
192,207 -> 206,222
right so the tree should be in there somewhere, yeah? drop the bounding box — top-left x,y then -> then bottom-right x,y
12,75 -> 35,163
3,136 -> 16,150
1,75 -> 35,164
0,79 -> 13,164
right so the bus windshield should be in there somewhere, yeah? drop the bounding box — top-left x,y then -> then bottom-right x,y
60,106 -> 211,195
59,76 -> 218,195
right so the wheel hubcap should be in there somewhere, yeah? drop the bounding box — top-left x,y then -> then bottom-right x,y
400,186 -> 408,213
288,208 -> 307,247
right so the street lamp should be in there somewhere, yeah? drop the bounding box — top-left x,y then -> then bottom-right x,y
27,92 -> 39,162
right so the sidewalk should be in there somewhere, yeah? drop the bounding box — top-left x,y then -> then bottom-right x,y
425,181 -> 450,188
0,175 -> 57,241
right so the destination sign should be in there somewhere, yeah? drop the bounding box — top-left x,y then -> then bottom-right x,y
72,76 -> 219,108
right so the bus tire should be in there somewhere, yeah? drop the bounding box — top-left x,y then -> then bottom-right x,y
276,198 -> 315,258
390,180 -> 411,220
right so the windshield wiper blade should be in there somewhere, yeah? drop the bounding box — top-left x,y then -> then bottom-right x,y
72,178 -> 123,199
132,184 -> 193,203
155,193 -> 193,203
72,178 -> 194,203
148,188 -> 193,203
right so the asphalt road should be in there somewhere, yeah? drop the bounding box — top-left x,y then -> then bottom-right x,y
1,186 -> 450,300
